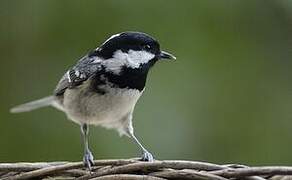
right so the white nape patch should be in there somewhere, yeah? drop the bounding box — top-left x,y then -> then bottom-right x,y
95,33 -> 121,52
102,33 -> 121,45
102,50 -> 155,74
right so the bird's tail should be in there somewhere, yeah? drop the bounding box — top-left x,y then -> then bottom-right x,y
10,96 -> 54,113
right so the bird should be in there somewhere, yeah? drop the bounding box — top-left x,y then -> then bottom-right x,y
10,31 -> 176,169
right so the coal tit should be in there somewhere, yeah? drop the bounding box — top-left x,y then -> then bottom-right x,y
10,31 -> 176,169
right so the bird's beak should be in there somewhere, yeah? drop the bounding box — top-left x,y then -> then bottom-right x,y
158,51 -> 176,60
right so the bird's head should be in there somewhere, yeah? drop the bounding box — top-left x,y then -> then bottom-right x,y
91,31 -> 176,74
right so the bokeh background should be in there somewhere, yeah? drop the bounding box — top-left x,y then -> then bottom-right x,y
1,0 -> 292,165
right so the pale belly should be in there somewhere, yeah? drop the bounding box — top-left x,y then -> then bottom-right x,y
62,83 -> 143,126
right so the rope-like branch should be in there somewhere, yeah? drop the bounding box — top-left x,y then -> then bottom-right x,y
1,159 -> 292,180
211,167 -> 292,177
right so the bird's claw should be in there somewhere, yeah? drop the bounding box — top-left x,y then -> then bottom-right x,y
141,151 -> 154,162
83,151 -> 94,170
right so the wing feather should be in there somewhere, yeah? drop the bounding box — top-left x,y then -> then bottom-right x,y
54,55 -> 102,96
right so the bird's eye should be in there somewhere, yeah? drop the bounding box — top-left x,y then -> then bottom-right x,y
143,44 -> 151,51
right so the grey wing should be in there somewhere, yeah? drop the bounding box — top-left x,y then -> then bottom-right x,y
54,72 -> 71,96
54,55 -> 103,96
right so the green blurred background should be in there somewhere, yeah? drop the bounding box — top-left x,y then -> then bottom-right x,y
1,0 -> 292,165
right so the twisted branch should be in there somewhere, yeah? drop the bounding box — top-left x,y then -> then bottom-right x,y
0,159 -> 291,180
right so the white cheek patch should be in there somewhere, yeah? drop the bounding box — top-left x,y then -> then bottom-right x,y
102,50 -> 155,74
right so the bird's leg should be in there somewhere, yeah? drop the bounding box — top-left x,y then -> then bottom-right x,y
124,115 -> 154,161
81,124 -> 94,169
129,132 -> 154,162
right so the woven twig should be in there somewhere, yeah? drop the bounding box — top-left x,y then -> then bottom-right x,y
0,159 -> 292,180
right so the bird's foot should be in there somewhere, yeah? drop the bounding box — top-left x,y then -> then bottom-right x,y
141,151 -> 154,162
83,150 -> 94,170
